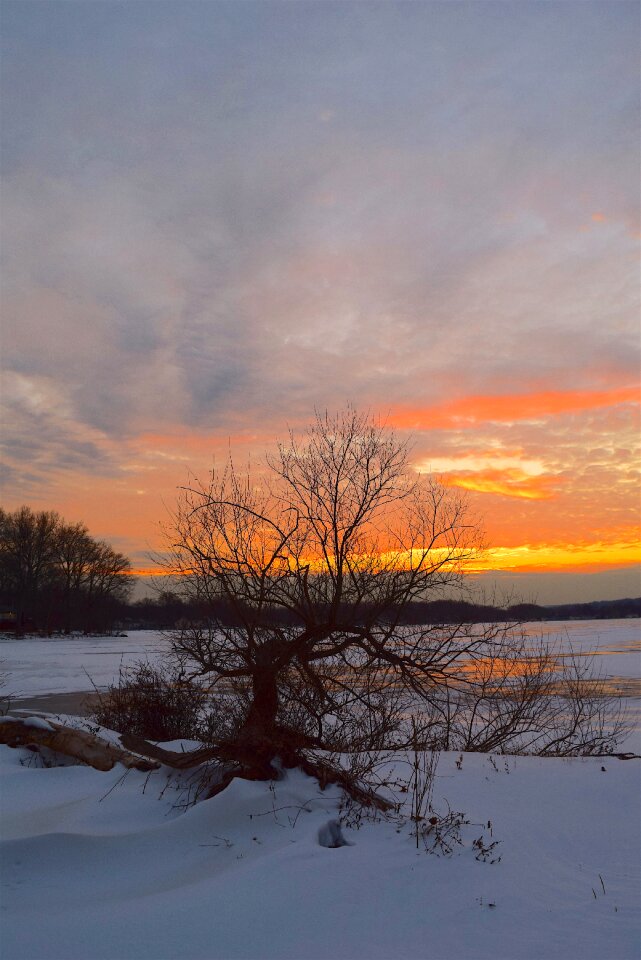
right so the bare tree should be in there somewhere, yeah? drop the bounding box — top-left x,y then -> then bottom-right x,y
53,521 -> 93,634
163,408 -> 526,787
78,540 -> 133,633
155,410 -> 626,801
0,507 -> 60,632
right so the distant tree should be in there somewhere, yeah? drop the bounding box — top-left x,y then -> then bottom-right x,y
0,507 -> 60,631
53,520 -> 94,633
80,540 -> 133,633
0,507 -> 133,634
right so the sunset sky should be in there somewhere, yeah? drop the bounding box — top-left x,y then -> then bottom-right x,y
2,1 -> 639,603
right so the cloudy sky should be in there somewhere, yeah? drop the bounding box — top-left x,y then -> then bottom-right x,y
2,1 -> 639,602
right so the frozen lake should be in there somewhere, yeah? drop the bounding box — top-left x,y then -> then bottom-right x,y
2,619 -> 639,696
521,619 -> 641,694
1,619 -> 639,748
0,629 -> 169,699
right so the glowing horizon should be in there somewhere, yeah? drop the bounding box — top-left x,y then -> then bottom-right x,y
129,539 -> 641,581
2,377 -> 638,593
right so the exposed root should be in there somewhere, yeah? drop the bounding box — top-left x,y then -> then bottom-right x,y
297,753 -> 394,811
119,732 -> 219,769
120,729 -> 393,810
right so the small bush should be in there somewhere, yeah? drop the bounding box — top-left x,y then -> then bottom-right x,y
91,660 -> 209,742
197,681 -> 248,746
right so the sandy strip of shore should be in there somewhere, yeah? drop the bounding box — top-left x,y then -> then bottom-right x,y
6,691 -> 100,717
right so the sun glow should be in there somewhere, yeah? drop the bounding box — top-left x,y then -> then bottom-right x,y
484,539 -> 641,573
130,536 -> 640,581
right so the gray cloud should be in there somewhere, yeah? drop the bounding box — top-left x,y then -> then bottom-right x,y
2,0 -> 638,484
1,372 -> 123,493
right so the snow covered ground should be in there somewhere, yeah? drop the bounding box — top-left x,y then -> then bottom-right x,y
1,738 -> 639,960
1,621 -> 639,960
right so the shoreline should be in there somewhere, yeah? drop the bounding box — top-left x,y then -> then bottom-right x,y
6,691 -> 100,717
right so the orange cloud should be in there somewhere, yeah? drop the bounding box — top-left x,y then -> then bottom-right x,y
445,470 -> 557,500
135,428 -> 266,458
390,385 -> 639,430
130,567 -> 173,578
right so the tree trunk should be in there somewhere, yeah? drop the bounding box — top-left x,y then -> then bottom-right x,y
235,670 -> 281,776
247,670 -> 279,737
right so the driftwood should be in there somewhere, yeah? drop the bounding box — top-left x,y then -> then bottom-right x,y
0,717 -> 160,772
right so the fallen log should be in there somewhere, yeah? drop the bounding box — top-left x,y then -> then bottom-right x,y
0,716 -> 160,772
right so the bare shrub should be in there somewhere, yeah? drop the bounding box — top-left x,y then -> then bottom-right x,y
537,649 -> 631,756
197,679 -> 250,746
407,718 -> 440,848
423,632 -> 631,757
91,660 -> 209,742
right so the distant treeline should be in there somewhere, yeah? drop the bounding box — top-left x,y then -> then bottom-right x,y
399,597 -> 641,623
0,507 -> 133,634
118,592 -> 641,631
2,505 -> 638,636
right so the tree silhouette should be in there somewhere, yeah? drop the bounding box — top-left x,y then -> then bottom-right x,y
164,409 -> 514,787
